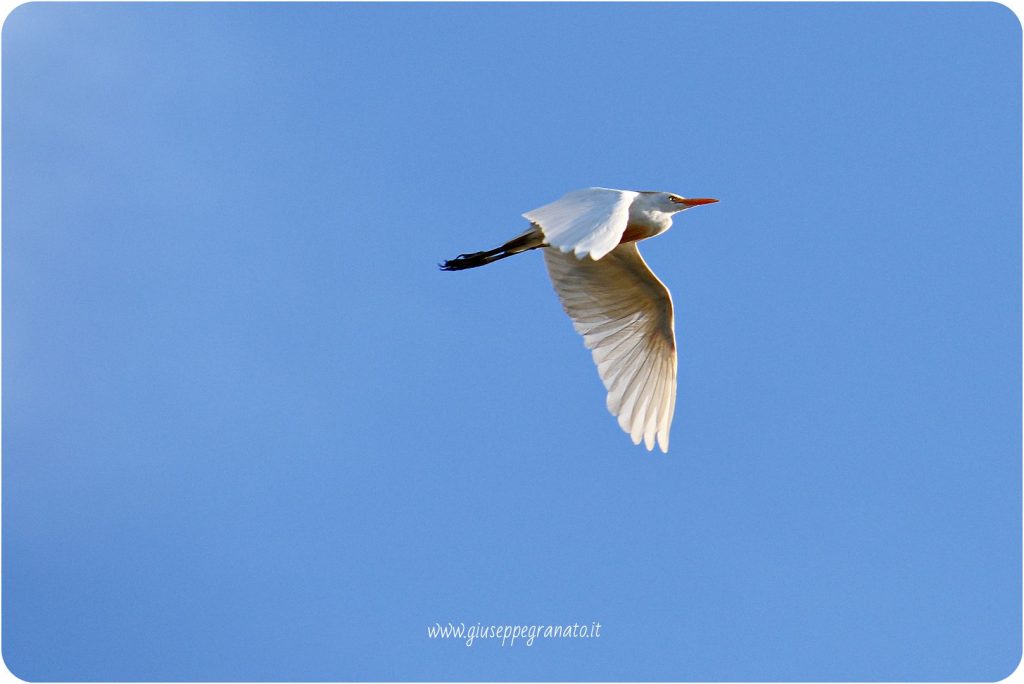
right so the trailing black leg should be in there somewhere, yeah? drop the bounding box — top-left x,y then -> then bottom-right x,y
440,228 -> 545,271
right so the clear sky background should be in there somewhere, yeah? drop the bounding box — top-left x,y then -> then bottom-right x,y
3,2 -> 1020,681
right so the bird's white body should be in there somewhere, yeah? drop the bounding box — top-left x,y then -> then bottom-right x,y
522,188 -> 683,260
444,187 -> 718,453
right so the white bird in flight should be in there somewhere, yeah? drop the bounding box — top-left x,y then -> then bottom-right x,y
441,187 -> 718,453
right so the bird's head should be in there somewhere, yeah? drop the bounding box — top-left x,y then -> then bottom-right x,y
663,193 -> 719,213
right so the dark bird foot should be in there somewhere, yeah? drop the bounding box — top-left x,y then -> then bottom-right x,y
439,251 -> 492,271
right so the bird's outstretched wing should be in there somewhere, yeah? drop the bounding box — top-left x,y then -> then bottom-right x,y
543,243 -> 677,452
524,187 -> 639,260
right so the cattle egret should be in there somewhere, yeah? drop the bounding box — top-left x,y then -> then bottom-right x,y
441,187 -> 718,453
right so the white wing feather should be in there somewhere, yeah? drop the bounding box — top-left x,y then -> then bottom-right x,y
523,187 -> 639,260
543,243 -> 677,452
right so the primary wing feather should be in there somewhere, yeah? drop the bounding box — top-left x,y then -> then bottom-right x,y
543,242 -> 677,452
524,187 -> 638,260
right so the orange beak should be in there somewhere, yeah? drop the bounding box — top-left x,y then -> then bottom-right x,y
680,197 -> 719,207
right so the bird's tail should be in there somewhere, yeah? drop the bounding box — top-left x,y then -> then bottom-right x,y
440,227 -> 545,271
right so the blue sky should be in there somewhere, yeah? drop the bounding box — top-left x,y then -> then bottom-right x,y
2,2 -> 1020,680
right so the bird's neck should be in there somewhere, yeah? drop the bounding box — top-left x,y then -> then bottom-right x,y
628,207 -> 674,235
620,212 -> 673,245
